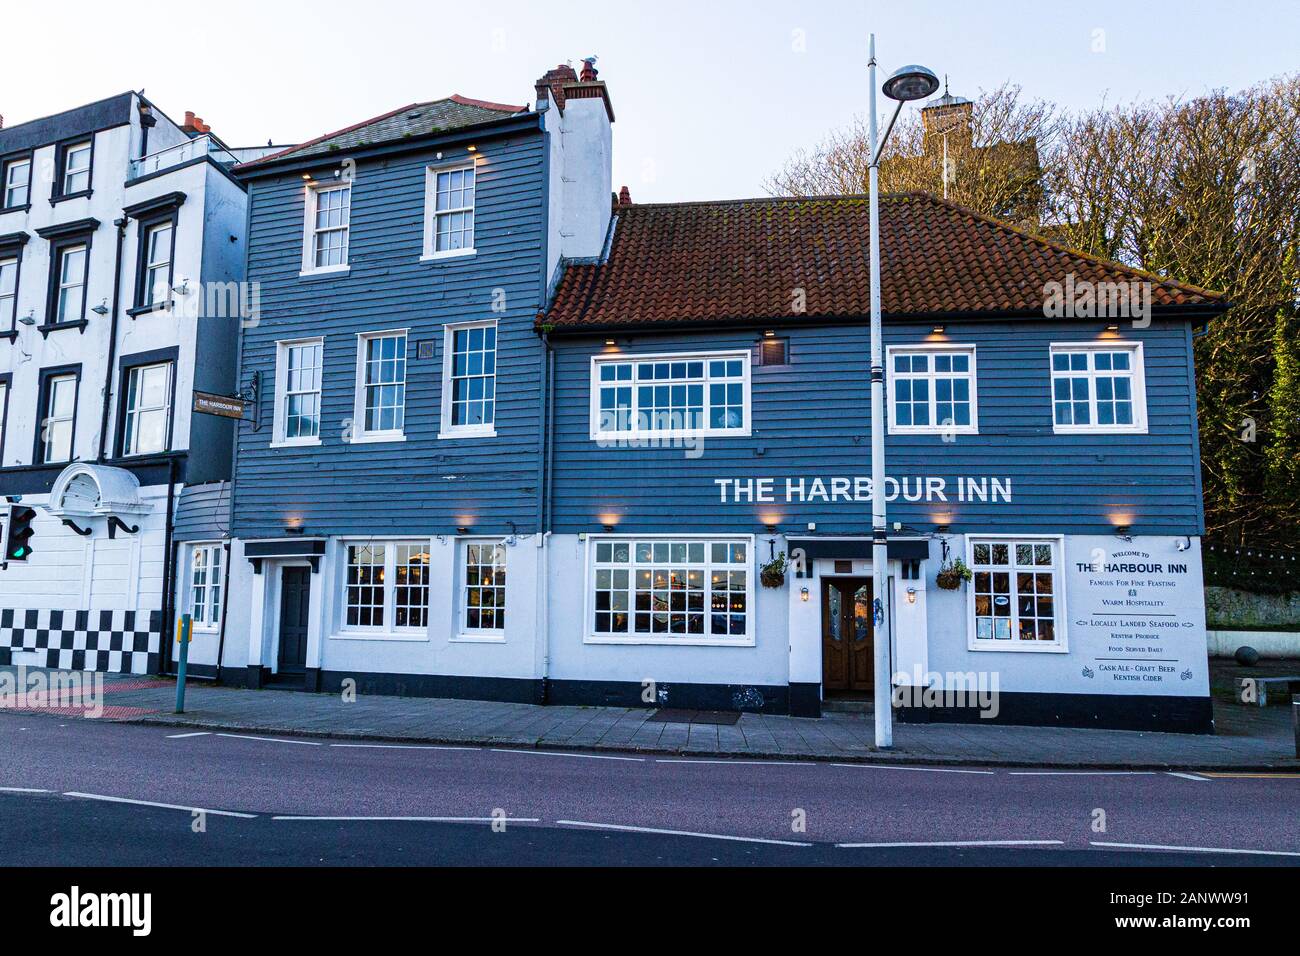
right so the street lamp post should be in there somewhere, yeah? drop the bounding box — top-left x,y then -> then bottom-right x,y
867,35 -> 939,749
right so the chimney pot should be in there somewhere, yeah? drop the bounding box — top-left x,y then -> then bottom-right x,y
618,185 -> 631,206
580,57 -> 598,82
184,110 -> 196,126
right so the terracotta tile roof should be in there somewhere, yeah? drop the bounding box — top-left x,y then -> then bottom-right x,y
236,95 -> 527,171
544,193 -> 1226,330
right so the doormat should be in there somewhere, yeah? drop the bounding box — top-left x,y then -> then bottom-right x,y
647,709 -> 742,726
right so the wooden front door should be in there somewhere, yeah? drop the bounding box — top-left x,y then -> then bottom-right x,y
277,566 -> 311,675
821,577 -> 874,694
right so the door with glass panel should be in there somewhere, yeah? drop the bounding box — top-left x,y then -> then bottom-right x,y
821,577 -> 874,693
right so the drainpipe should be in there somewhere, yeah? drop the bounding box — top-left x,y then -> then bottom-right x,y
97,218 -> 128,462
158,456 -> 178,675
212,538 -> 233,683
535,331 -> 556,703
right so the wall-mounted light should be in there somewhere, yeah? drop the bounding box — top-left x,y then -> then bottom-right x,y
301,173 -> 313,181
763,329 -> 776,338
932,324 -> 945,334
466,144 -> 478,153
800,587 -> 810,602
1105,323 -> 1120,332
91,300 -> 110,316
604,338 -> 616,347
1114,524 -> 1132,539
457,526 -> 470,535
935,523 -> 950,534
18,312 -> 35,326
906,587 -> 917,605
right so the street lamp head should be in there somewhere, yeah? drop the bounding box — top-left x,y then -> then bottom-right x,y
883,64 -> 940,102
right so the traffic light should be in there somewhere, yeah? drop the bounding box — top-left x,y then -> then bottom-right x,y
4,505 -> 36,562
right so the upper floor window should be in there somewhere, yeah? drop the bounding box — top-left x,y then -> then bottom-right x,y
138,220 -> 175,308
590,351 -> 750,440
189,544 -> 224,630
121,361 -> 173,456
38,370 -> 79,464
303,183 -> 350,273
0,256 -> 17,331
424,164 -> 475,258
1050,343 -> 1147,434
273,338 -> 324,445
887,345 -> 978,434
440,321 -> 496,438
52,244 -> 88,326
968,537 -> 1064,652
60,141 -> 92,196
3,158 -> 30,208
352,330 -> 406,442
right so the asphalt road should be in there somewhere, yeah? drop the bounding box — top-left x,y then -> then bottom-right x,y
1,712 -> 1297,866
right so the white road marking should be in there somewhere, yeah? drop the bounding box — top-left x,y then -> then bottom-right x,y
63,791 -> 258,819
837,838 -> 1065,849
491,748 -> 643,762
165,731 -> 211,739
330,743 -> 479,751
1165,771 -> 1211,781
0,786 -> 50,793
272,815 -> 540,823
214,732 -> 321,746
1009,770 -> 1157,776
557,819 -> 813,847
655,758 -> 815,766
1091,840 -> 1300,858
830,763 -> 994,775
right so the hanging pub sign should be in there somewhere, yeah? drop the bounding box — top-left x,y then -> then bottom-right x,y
192,391 -> 249,420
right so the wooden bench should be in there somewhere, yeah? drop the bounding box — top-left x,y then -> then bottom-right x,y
1238,676 -> 1300,706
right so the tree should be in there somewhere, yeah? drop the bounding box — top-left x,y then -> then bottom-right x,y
765,84 -> 1060,228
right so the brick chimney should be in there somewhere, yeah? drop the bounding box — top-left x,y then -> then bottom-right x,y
537,56 -> 615,279
181,110 -> 212,135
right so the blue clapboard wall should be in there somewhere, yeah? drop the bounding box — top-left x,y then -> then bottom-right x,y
231,123 -> 547,539
546,319 -> 1203,536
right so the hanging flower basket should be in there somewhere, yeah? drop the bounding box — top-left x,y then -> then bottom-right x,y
935,558 -> 972,590
759,552 -> 788,588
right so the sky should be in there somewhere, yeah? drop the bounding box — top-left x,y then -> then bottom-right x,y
3,0 -> 1297,202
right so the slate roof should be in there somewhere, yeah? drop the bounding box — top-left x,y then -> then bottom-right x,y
544,192 -> 1226,330
236,95 -> 527,170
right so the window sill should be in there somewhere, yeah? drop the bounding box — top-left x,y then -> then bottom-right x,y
127,302 -> 171,318
888,426 -> 978,436
450,633 -> 506,644
330,630 -> 429,643
0,203 -> 30,215
590,428 -> 752,442
38,319 -> 88,338
49,189 -> 93,206
1052,425 -> 1147,436
269,438 -> 322,449
299,265 -> 350,280
968,641 -> 1068,654
438,426 -> 496,440
348,432 -> 406,445
0,330 -> 17,342
584,635 -> 756,648
420,249 -> 476,263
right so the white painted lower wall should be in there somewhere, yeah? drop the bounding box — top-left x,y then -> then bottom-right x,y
1207,629 -> 1300,659
0,484 -> 172,674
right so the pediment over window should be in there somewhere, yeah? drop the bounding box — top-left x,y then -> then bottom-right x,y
45,463 -> 152,519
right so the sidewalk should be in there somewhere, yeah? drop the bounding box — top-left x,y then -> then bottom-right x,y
5,666 -> 1296,770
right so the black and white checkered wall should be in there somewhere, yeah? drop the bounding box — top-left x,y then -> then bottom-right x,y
0,608 -> 162,675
